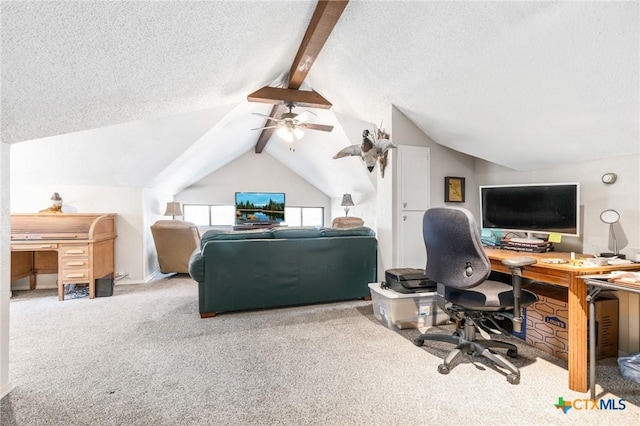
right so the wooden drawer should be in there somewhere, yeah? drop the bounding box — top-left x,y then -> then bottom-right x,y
62,257 -> 89,269
60,269 -> 90,283
11,243 -> 58,251
60,245 -> 89,257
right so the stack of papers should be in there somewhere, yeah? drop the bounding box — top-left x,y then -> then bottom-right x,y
610,271 -> 640,284
607,258 -> 633,265
581,271 -> 640,283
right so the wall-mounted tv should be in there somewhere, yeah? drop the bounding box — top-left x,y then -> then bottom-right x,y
235,192 -> 285,225
479,183 -> 580,239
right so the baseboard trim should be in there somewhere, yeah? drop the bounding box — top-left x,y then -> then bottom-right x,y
0,381 -> 14,400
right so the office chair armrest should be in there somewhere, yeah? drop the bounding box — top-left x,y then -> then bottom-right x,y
501,257 -> 537,332
502,257 -> 537,269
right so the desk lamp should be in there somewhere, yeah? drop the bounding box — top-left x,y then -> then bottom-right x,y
341,194 -> 354,217
600,209 -> 625,259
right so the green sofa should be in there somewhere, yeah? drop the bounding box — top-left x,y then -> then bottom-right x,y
189,226 -> 377,317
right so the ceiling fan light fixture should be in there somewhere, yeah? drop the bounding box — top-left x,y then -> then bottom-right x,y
276,123 -> 304,142
293,127 -> 304,140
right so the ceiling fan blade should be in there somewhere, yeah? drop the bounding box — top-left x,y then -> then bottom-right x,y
252,112 -> 281,123
251,125 -> 278,131
295,110 -> 317,124
303,123 -> 334,132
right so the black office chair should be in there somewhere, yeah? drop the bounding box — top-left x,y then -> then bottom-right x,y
413,207 -> 538,384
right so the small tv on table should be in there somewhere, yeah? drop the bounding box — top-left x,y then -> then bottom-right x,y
235,192 -> 285,226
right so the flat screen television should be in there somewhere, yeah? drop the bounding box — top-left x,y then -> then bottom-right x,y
235,192 -> 285,225
479,182 -> 580,240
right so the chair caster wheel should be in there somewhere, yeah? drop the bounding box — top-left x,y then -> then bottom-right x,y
437,364 -> 450,375
507,373 -> 520,385
413,338 -> 424,346
507,348 -> 518,358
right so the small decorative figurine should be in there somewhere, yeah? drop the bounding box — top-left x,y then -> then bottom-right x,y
39,192 -> 63,213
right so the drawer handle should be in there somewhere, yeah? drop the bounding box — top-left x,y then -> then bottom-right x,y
40,244 -> 53,248
66,273 -> 85,278
66,249 -> 85,254
66,261 -> 85,266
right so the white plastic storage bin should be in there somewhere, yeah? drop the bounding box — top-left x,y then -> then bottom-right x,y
368,282 -> 451,329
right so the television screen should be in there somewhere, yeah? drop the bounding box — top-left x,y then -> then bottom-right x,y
235,192 -> 285,225
480,183 -> 580,237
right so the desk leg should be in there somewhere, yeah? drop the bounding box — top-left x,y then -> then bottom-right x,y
589,290 -> 597,400
568,273 -> 588,392
58,281 -> 64,301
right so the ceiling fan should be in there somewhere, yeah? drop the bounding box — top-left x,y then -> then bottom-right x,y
247,1 -> 349,151
251,102 -> 334,142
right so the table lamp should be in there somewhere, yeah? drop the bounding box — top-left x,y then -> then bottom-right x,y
164,202 -> 182,220
341,194 -> 354,217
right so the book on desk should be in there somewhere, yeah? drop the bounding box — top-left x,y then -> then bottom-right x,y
499,238 -> 554,253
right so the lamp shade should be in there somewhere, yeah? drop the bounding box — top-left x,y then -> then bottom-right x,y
341,194 -> 354,207
164,202 -> 182,218
341,194 -> 354,217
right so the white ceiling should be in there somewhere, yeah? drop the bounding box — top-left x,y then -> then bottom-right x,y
2,1 -> 638,197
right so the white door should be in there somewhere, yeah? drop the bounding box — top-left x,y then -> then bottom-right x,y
399,146 -> 430,211
400,210 -> 428,268
397,145 -> 430,268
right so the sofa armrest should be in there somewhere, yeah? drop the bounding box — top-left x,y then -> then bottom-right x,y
189,248 -> 205,282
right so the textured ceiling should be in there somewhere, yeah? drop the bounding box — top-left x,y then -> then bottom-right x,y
2,1 -> 638,196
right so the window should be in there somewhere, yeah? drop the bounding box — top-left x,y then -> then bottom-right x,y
285,207 -> 324,227
184,204 -> 323,227
183,204 -> 234,226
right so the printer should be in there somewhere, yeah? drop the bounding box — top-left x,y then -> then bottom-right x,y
382,268 -> 437,294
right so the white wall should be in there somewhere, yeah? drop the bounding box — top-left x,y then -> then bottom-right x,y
376,107 -> 478,279
9,184 -> 147,283
475,155 -> 640,260
0,142 -> 13,398
176,150 -> 332,226
390,109 -> 640,353
476,154 -> 640,353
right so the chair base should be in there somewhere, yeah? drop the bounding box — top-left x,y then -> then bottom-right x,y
413,322 -> 521,385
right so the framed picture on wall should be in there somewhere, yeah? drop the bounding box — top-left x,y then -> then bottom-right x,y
445,176 -> 465,203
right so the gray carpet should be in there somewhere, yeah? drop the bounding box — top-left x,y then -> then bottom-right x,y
2,276 -> 639,426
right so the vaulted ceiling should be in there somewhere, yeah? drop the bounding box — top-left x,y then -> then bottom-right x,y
2,1 -> 638,197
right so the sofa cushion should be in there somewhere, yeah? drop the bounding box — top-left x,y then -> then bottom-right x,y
320,227 -> 376,237
201,228 -> 273,243
188,248 -> 205,282
271,227 -> 323,239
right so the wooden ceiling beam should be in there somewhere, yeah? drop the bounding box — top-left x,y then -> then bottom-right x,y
254,104 -> 286,153
287,0 -> 349,89
247,86 -> 332,109
253,0 -> 349,153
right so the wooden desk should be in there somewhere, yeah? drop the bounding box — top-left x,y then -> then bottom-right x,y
11,213 -> 117,300
485,248 -> 640,392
